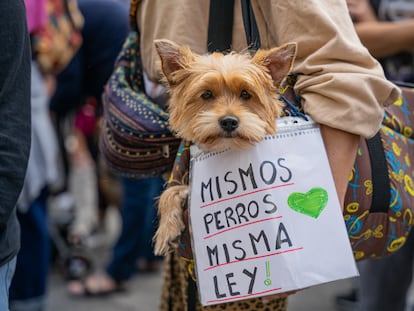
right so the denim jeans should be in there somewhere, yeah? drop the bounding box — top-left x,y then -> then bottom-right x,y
106,176 -> 164,282
9,190 -> 50,311
0,257 -> 16,311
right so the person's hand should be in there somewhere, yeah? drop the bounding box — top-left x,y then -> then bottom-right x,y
346,0 -> 377,23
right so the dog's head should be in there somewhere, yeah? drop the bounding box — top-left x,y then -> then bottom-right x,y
155,39 -> 297,152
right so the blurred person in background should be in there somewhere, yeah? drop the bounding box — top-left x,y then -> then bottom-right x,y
347,0 -> 414,83
48,0 -> 164,297
48,0 -> 131,242
72,176 -> 164,296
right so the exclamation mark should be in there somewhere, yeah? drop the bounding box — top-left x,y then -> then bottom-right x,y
264,261 -> 272,286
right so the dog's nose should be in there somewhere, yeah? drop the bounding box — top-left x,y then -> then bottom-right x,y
219,116 -> 239,132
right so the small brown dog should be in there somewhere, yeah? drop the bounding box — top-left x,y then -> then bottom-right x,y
153,39 -> 297,256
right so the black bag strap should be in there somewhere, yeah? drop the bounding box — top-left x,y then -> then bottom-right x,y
207,0 -> 235,52
186,277 -> 197,310
240,0 -> 261,51
366,133 -> 390,213
207,0 -> 260,53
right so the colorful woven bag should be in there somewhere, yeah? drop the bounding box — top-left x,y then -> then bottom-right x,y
344,85 -> 414,260
99,0 -> 181,178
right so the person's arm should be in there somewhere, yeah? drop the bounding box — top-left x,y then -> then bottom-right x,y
0,0 -> 31,228
346,0 -> 414,58
346,0 -> 377,22
320,126 -> 359,210
354,20 -> 414,58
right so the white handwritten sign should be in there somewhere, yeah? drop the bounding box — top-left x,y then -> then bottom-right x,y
188,117 -> 358,306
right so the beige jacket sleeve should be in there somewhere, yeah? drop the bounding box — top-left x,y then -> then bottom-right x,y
137,0 -> 400,138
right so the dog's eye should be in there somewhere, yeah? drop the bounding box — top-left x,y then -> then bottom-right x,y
240,90 -> 251,100
201,90 -> 213,100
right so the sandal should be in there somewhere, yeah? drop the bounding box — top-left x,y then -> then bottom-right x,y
67,273 -> 126,297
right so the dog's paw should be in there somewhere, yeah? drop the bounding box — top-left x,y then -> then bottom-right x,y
154,225 -> 182,256
154,185 -> 189,255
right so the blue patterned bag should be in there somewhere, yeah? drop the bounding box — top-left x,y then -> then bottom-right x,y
99,0 -> 180,178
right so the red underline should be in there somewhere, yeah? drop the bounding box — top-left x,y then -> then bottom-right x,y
204,216 -> 283,240
206,287 -> 283,304
200,182 -> 295,209
204,247 -> 304,271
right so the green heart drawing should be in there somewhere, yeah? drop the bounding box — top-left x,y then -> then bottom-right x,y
287,187 -> 328,218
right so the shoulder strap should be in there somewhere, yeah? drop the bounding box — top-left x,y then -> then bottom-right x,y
240,0 -> 261,51
207,0 -> 260,53
365,133 -> 390,213
207,0 -> 235,53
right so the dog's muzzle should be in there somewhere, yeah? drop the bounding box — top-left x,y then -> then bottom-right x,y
219,116 -> 239,132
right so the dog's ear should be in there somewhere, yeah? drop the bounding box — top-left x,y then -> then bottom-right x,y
154,39 -> 194,85
253,42 -> 297,86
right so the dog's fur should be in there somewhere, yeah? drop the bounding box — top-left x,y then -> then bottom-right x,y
153,39 -> 297,256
